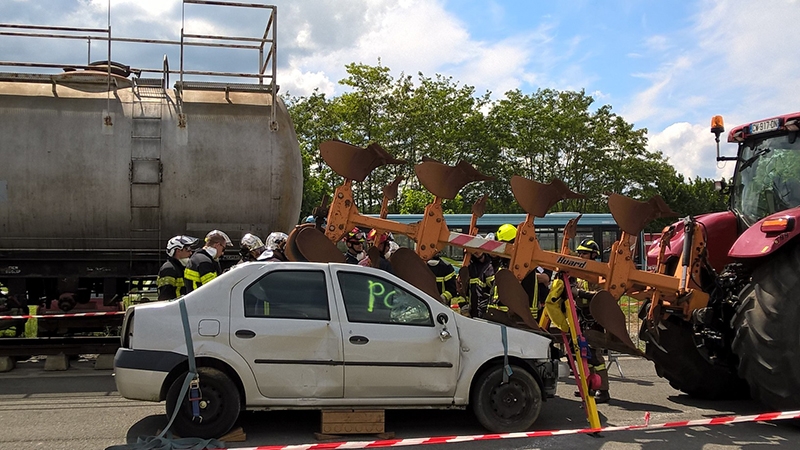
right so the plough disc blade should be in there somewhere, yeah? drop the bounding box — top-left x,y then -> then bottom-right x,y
285,224 -> 312,262
608,193 -> 677,236
382,176 -> 404,200
471,194 -> 488,218
511,177 -> 585,218
589,290 -> 639,353
320,140 -> 405,182
366,246 -> 382,268
457,265 -> 470,297
389,248 -> 442,301
292,225 -> 346,263
414,160 -> 494,200
584,329 -> 647,359
495,269 -> 540,331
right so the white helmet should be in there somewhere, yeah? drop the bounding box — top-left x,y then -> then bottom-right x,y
205,229 -> 233,247
240,233 -> 264,252
266,231 -> 288,250
166,235 -> 199,257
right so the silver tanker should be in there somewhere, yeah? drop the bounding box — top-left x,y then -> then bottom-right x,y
0,2 -> 301,322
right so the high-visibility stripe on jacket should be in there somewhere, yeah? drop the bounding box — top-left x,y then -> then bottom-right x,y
427,257 -> 459,306
157,257 -> 186,300
184,249 -> 221,293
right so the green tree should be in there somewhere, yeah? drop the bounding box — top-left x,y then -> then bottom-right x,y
288,62 -> 723,232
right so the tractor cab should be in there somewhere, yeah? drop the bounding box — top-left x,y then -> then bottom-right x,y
714,113 -> 800,229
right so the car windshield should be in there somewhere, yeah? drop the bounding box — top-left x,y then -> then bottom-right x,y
733,134 -> 800,226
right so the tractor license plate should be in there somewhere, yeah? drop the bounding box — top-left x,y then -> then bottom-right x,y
750,118 -> 780,134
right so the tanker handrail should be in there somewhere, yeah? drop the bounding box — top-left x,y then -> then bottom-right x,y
0,2 -> 277,84
1,1 -> 280,129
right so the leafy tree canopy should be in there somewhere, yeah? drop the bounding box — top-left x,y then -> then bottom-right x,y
287,62 -> 725,231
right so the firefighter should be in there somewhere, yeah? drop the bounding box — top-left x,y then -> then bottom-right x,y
427,253 -> 461,307
258,231 -> 289,262
492,224 -> 551,318
184,230 -> 232,293
157,235 -> 199,300
238,233 -> 266,263
572,238 -> 610,403
465,241 -> 495,319
360,229 -> 394,273
342,227 -> 367,264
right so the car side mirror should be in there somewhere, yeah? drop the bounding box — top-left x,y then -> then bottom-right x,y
436,313 -> 449,325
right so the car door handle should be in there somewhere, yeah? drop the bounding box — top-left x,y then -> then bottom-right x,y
235,329 -> 256,339
349,335 -> 369,345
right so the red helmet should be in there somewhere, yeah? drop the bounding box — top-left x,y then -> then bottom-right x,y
367,229 -> 391,245
344,227 -> 365,244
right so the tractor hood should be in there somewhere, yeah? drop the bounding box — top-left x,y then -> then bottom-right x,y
646,211 -> 739,272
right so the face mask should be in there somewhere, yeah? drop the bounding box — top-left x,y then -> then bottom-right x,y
356,251 -> 366,261
206,247 -> 218,259
179,257 -> 190,266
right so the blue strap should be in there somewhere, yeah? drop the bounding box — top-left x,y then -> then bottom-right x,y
157,298 -> 201,437
501,325 -> 513,383
105,298 -> 223,449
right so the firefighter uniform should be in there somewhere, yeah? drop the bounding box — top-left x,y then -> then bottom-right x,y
184,249 -> 222,294
468,255 -> 495,319
427,256 -> 462,307
157,257 -> 188,300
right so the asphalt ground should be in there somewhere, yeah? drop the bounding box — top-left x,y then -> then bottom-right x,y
1,357 -> 799,449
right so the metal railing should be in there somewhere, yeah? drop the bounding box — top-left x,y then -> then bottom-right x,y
0,1 -> 278,126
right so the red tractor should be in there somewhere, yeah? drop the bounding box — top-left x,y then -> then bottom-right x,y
645,112 -> 800,409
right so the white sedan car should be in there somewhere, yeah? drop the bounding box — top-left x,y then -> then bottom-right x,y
114,262 -> 558,438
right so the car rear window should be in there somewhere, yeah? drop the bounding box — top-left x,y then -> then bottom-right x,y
244,270 -> 329,320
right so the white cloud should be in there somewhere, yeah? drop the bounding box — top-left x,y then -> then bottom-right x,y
647,122 -> 735,180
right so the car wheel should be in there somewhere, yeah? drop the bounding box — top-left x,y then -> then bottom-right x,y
165,367 -> 240,439
472,364 -> 542,433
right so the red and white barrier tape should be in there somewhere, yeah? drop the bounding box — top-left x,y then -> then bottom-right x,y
224,410 -> 800,450
0,311 -> 125,320
447,232 -> 507,254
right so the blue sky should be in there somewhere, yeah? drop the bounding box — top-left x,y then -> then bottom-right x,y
3,0 -> 799,181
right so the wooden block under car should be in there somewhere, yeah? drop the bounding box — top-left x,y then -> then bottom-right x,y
320,410 -> 385,434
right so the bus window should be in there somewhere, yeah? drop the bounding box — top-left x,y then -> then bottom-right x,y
602,230 -> 618,263
535,229 -> 557,251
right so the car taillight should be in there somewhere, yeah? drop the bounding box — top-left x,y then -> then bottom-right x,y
761,217 -> 794,233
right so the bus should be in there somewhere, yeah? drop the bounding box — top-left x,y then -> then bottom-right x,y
376,213 -> 646,268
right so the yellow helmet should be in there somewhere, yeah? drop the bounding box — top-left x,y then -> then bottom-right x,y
496,224 -> 517,243
576,239 -> 600,255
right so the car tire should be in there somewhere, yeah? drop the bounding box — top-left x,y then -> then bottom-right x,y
165,367 -> 240,439
471,364 -> 542,433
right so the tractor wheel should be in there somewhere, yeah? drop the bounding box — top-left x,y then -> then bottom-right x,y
645,315 -> 747,399
732,241 -> 800,410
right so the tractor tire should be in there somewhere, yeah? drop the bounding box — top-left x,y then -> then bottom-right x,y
645,315 -> 748,399
732,241 -> 800,410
